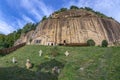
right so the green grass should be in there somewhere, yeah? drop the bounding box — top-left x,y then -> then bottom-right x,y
0,45 -> 120,80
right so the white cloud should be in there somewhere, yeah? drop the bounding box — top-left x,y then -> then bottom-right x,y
0,20 -> 15,34
0,10 -> 24,34
20,0 -> 42,20
31,9 -> 42,20
20,0 -> 54,20
0,10 -> 15,34
94,0 -> 114,10
93,0 -> 120,22
112,13 -> 120,22
13,19 -> 25,29
31,0 -> 54,16
22,15 -> 35,23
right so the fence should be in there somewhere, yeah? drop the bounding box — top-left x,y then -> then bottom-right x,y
59,43 -> 88,47
0,43 -> 26,55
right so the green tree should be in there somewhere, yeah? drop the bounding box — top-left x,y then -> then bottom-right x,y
60,8 -> 67,12
0,34 -> 7,49
54,8 -> 67,14
87,39 -> 95,46
70,5 -> 79,10
21,22 -> 37,33
54,10 -> 61,14
41,16 -> 47,21
84,7 -> 93,11
22,23 -> 32,33
102,40 -> 108,47
95,11 -> 107,18
5,33 -> 15,47
0,22 -> 38,49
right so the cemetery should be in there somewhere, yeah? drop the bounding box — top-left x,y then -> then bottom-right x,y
0,45 -> 120,80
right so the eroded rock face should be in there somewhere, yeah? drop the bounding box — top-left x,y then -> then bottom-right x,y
14,30 -> 34,45
15,9 -> 120,46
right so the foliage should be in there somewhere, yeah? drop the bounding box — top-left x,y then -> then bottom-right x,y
0,22 -> 38,49
60,8 -> 67,12
102,40 -> 108,47
84,7 -> 93,11
83,7 -> 108,18
0,30 -> 23,48
95,11 -> 108,18
54,8 -> 67,14
54,6 -> 79,14
0,34 -> 6,49
41,16 -> 47,21
87,39 -> 95,46
70,5 -> 79,9
83,7 -> 110,18
22,23 -> 38,33
54,10 -> 60,14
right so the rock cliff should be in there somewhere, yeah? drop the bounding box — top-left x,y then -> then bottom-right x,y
15,9 -> 120,46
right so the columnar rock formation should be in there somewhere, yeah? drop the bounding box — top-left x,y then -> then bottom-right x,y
15,9 -> 120,46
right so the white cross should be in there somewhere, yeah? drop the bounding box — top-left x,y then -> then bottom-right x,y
12,57 -> 17,63
39,50 -> 42,56
65,51 -> 69,56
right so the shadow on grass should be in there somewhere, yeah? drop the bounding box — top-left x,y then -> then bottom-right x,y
36,59 -> 64,80
0,66 -> 35,80
0,54 -> 5,57
0,59 -> 64,80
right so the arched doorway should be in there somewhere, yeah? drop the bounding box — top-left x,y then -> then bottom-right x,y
63,40 -> 66,45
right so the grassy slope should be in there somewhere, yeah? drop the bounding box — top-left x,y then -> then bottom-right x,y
0,45 -> 120,80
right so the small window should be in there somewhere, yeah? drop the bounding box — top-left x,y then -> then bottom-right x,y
51,43 -> 53,46
63,40 -> 66,43
35,40 -> 41,43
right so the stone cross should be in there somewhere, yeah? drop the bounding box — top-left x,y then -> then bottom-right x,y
12,57 -> 17,63
26,59 -> 32,69
65,51 -> 69,56
52,66 -> 60,74
39,50 -> 42,56
79,67 -> 84,71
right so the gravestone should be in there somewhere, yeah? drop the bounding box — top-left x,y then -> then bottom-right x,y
65,51 -> 69,56
39,50 -> 42,56
12,57 -> 17,63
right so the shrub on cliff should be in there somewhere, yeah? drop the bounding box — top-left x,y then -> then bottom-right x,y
101,40 -> 108,47
87,39 -> 95,46
54,8 -> 67,14
84,7 -> 93,11
60,8 -> 67,12
41,16 -> 47,21
70,5 -> 79,10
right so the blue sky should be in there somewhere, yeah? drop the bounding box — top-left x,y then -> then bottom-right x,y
0,0 -> 120,34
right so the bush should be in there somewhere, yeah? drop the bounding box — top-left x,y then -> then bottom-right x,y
87,39 -> 95,46
102,40 -> 108,47
60,8 -> 67,12
41,16 -> 47,21
70,5 -> 79,10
